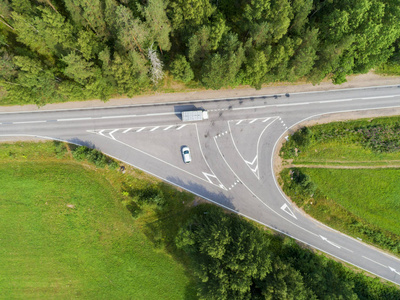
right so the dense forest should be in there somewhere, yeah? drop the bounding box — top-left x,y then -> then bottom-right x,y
0,0 -> 400,105
176,204 -> 400,299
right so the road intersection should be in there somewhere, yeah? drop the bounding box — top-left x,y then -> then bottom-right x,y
1,85 -> 400,285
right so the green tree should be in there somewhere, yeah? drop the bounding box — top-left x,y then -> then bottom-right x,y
141,0 -> 171,51
99,48 -> 150,96
61,52 -> 97,85
7,56 -> 57,105
63,0 -> 108,38
176,205 -> 272,300
201,37 -> 244,89
77,30 -> 101,60
115,5 -> 150,54
170,55 -> 194,83
243,49 -> 269,89
168,0 -> 216,30
12,6 -> 74,58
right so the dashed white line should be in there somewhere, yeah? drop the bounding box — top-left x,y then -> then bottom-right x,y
13,120 -> 46,124
164,125 -> 174,131
58,117 -> 92,121
136,127 -> 145,132
362,256 -> 388,268
150,126 -> 159,131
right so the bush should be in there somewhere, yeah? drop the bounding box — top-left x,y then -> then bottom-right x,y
71,146 -> 118,169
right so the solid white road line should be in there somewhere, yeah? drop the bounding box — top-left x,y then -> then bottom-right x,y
249,119 -> 257,124
122,128 -> 132,133
164,125 -> 174,130
136,127 -> 145,132
176,124 -> 186,130
150,126 -> 159,131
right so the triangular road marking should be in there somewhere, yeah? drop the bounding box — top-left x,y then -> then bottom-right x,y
281,203 -> 297,219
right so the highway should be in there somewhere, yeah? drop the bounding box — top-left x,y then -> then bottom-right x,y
1,84 -> 400,285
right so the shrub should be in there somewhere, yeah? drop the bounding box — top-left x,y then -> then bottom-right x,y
71,146 -> 118,169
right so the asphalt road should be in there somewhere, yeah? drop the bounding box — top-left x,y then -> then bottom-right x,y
1,85 -> 400,285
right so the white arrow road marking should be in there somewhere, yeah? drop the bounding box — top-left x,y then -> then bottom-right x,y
98,130 -> 105,137
319,235 -> 341,249
109,129 -> 119,140
389,267 -> 400,276
280,203 -> 297,219
123,128 -> 132,133
244,155 -> 258,173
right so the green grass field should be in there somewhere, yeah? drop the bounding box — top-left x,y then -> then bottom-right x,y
279,116 -> 400,253
0,159 -> 195,299
293,140 -> 400,164
299,168 -> 400,236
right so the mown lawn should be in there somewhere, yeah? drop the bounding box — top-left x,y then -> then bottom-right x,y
300,168 -> 400,237
0,160 -> 194,299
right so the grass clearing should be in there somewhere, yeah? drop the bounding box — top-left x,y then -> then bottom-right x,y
279,116 -> 400,254
302,168 -> 400,236
293,140 -> 400,164
0,142 -> 196,299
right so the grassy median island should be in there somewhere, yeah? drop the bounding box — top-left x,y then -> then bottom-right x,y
279,115 -> 400,254
0,142 -> 195,299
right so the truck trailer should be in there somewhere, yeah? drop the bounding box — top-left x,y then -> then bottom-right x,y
181,110 -> 209,122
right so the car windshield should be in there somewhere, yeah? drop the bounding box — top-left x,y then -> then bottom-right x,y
184,150 -> 189,154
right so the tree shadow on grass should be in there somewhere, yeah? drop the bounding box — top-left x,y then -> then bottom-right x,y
132,177 -> 236,299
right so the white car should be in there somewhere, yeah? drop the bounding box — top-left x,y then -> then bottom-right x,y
181,146 -> 191,163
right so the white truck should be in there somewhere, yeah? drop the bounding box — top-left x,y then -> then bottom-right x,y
181,110 -> 209,122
